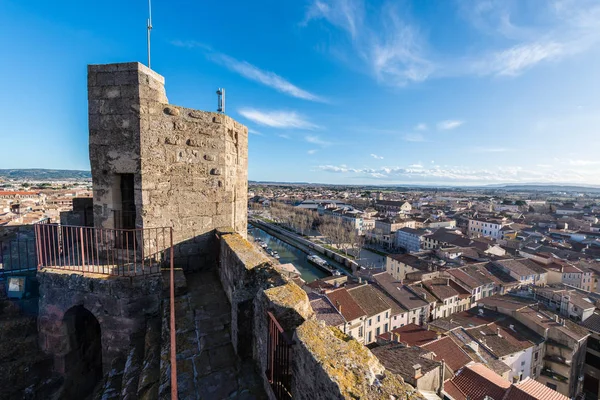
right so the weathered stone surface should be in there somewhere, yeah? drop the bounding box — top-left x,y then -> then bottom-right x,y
37,269 -> 161,375
163,106 -> 180,116
87,61 -> 247,274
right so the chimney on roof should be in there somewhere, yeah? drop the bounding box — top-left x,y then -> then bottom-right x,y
358,276 -> 362,284
497,327 -> 502,337
336,301 -> 342,314
413,364 -> 422,379
554,314 -> 560,323
395,332 -> 401,343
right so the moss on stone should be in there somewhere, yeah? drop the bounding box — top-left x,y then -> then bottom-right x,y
222,233 -> 270,271
296,319 -> 422,399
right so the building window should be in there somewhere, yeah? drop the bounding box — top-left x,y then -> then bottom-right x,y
368,332 -> 372,342
546,383 -> 557,391
377,315 -> 381,323
385,312 -> 389,319
384,323 -> 388,332
376,327 -> 381,336
368,319 -> 372,327
358,327 -> 363,337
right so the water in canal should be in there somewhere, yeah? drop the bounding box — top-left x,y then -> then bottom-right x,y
248,226 -> 331,283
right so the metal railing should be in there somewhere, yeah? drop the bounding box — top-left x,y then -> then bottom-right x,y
34,223 -> 172,276
266,311 -> 293,400
0,239 -> 37,274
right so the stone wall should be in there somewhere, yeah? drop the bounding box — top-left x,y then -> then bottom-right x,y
217,228 -> 423,399
88,62 -> 247,271
37,269 -> 161,375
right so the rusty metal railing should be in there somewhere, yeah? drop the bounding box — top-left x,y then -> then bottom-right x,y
266,311 -> 293,400
169,229 -> 178,399
34,223 -> 172,276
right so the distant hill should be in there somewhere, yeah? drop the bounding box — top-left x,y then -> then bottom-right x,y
0,169 -> 91,181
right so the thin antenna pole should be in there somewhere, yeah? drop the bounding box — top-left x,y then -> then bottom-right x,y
147,0 -> 153,68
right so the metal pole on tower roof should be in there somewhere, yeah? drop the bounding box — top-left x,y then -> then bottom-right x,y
147,0 -> 153,68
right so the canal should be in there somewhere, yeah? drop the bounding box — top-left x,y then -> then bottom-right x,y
248,226 -> 345,283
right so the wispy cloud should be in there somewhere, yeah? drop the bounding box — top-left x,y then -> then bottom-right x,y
437,120 -> 463,130
238,108 -> 319,129
278,133 -> 291,139
370,153 -> 384,159
460,0 -> 600,76
307,149 -> 318,155
248,128 -> 263,136
403,133 -> 426,142
305,135 -> 332,146
303,1 -> 600,83
315,162 -> 595,184
172,41 -> 325,102
415,123 -> 427,131
304,0 -> 434,86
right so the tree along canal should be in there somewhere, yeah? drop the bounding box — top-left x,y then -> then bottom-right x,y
247,226 -> 347,283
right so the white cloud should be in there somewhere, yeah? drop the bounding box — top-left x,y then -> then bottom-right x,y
304,0 -> 434,86
315,162 -> 596,184
172,41 -> 325,102
305,135 -> 332,146
307,149 -> 318,155
370,153 -> 384,160
303,1 -> 600,82
248,128 -> 263,136
278,134 -> 291,139
403,133 -> 426,142
415,123 -> 427,131
238,108 -> 319,129
437,120 -> 463,130
461,0 -> 600,77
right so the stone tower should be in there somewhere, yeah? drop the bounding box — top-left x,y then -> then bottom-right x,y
87,62 -> 247,270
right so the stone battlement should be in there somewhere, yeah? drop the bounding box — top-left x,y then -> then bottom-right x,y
216,228 -> 422,399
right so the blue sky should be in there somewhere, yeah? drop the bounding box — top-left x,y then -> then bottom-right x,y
1,0 -> 600,185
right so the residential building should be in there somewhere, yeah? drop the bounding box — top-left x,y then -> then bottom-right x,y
468,217 -> 511,240
373,272 -> 430,325
492,258 -> 549,287
561,264 -> 593,291
422,229 -> 471,250
396,227 -> 430,252
386,253 -> 435,281
534,286 -> 596,322
325,288 -> 367,343
581,313 -> 600,400
347,284 -> 391,344
372,345 -> 443,395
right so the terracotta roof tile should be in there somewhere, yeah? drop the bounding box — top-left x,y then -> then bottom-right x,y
326,288 -> 366,322
451,363 -> 510,400
421,336 -> 473,373
507,377 -> 568,400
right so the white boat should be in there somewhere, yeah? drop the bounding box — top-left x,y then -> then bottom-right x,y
307,254 -> 329,268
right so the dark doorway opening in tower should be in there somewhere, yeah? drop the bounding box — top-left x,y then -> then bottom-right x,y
62,305 -> 103,399
115,173 -> 136,249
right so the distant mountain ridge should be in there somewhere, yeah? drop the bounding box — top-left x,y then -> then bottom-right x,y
0,169 -> 91,181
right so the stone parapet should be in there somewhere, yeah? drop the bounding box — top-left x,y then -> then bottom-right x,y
217,229 -> 422,399
37,269 -> 162,375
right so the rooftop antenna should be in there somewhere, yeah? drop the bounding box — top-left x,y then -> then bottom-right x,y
217,88 -> 226,113
147,0 -> 153,68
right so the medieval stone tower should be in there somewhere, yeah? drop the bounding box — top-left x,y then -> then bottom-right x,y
87,62 -> 248,270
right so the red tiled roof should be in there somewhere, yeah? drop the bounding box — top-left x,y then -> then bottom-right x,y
505,377 -> 568,400
451,363 -> 510,400
377,323 -> 438,346
444,379 -> 467,400
326,288 -> 366,322
421,336 -> 473,373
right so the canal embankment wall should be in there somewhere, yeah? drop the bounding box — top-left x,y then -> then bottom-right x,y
249,219 -> 359,274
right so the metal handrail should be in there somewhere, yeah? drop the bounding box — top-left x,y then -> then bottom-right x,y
266,311 -> 293,400
34,223 -> 171,276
